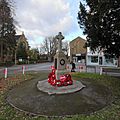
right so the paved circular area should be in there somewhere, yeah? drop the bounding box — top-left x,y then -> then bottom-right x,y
37,80 -> 85,95
7,78 -> 113,117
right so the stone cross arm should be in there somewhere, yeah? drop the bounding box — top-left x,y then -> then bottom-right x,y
55,32 -> 64,52
55,32 -> 64,40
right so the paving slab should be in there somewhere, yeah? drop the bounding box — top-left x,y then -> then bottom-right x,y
37,80 -> 85,95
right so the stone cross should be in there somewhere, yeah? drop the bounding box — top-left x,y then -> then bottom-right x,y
55,32 -> 64,52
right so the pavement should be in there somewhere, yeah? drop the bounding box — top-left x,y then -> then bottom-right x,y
7,74 -> 113,117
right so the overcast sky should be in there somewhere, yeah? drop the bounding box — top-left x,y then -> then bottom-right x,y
15,0 -> 86,48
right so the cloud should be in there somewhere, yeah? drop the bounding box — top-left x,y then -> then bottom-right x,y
15,0 -> 73,39
15,0 -> 86,48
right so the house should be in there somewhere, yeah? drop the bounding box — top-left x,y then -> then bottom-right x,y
69,36 -> 118,67
15,32 -> 29,50
15,32 -> 30,64
69,37 -> 87,63
86,47 -> 118,67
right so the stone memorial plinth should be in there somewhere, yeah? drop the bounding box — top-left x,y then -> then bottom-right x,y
54,51 -> 68,79
54,32 -> 68,79
37,79 -> 85,95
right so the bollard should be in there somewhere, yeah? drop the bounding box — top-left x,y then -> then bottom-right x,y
79,66 -> 85,72
4,68 -> 8,79
100,67 -> 103,75
66,65 -> 71,72
22,66 -> 25,75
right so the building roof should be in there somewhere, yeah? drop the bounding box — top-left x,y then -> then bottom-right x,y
70,36 -> 86,44
70,36 -> 87,55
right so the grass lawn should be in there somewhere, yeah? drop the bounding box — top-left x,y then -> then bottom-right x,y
0,72 -> 120,120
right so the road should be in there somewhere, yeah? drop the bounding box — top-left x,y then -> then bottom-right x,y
0,62 -> 120,77
0,62 -> 82,77
0,62 -> 53,77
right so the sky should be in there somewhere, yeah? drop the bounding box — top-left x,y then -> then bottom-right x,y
15,0 -> 86,48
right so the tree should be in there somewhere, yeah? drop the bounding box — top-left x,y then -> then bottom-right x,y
62,40 -> 69,57
40,36 -> 69,61
0,0 -> 16,62
28,48 -> 40,63
78,0 -> 120,58
16,42 -> 27,60
16,39 -> 30,64
40,36 -> 57,61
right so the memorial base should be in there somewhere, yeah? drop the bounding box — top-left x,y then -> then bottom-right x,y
37,79 -> 85,95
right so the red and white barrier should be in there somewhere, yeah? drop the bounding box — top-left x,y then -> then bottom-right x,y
66,65 -> 71,71
78,65 -> 86,72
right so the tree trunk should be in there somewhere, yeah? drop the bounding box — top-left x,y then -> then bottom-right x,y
0,41 -> 3,62
118,56 -> 120,67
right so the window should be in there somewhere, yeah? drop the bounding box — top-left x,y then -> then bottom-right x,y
91,56 -> 98,63
105,56 -> 114,63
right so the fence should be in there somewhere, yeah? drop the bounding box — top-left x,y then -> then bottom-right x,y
66,64 -> 101,74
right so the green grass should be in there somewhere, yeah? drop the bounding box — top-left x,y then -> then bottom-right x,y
72,72 -> 120,97
0,72 -> 49,120
0,72 -> 120,120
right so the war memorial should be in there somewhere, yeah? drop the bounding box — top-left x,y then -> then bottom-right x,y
6,33 -> 114,117
37,32 -> 85,95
